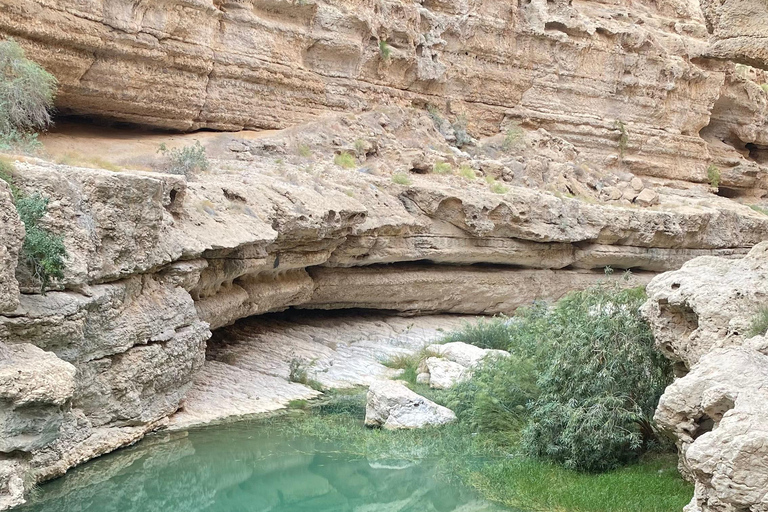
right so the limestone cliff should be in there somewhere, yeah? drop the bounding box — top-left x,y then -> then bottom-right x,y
643,244 -> 768,512
3,0 -> 768,195
1,0 -> 768,509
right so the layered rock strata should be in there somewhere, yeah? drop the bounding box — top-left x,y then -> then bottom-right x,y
1,103 -> 768,508
643,243 -> 768,512
4,0 -> 768,198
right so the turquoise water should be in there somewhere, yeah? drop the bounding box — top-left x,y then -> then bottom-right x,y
19,420 -> 507,512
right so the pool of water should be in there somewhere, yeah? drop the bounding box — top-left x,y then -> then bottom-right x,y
19,420 -> 509,512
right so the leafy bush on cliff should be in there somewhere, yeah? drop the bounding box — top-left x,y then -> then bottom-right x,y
158,141 -> 209,179
0,161 -> 66,292
0,38 -> 57,152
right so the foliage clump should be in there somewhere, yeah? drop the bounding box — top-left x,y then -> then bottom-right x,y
158,141 -> 209,179
443,284 -> 673,472
432,162 -> 452,174
0,160 -> 66,292
379,40 -> 391,61
392,172 -> 411,185
707,164 -> 721,189
747,307 -> 768,337
0,38 -> 57,153
334,151 -> 357,169
615,120 -> 628,158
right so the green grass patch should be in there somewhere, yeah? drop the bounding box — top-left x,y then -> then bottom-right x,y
334,151 -> 357,169
750,205 -> 768,216
432,162 -> 452,174
392,173 -> 412,186
707,164 -> 721,189
458,165 -> 476,180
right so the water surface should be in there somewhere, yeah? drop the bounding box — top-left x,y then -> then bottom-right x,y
20,420 -> 508,512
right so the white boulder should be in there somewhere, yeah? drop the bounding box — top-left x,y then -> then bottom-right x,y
364,381 -> 456,430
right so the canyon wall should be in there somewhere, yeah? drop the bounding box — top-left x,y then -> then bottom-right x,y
2,0 -> 768,194
0,0 -> 768,509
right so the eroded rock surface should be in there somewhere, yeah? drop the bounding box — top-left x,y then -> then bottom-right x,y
365,380 -> 456,430
644,243 -> 768,512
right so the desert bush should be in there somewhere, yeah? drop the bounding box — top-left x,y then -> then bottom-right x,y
158,141 -> 209,179
334,151 -> 356,169
379,40 -> 391,61
433,162 -> 452,174
451,115 -> 471,147
490,181 -> 508,194
0,38 -> 57,152
458,165 -> 476,180
0,162 -> 66,292
615,120 -> 628,157
707,164 -> 721,189
521,285 -> 672,471
502,125 -> 524,151
748,307 -> 768,337
392,173 -> 411,185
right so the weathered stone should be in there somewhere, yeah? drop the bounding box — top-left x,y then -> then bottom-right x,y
642,242 -> 768,369
0,344 -> 76,453
0,184 -> 22,313
421,357 -> 468,390
365,381 -> 456,430
635,188 -> 660,207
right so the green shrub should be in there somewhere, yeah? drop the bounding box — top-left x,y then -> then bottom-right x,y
392,173 -> 411,185
432,162 -> 452,174
521,285 -> 672,471
707,164 -> 721,189
458,165 -> 476,180
297,144 -> 312,158
0,38 -> 57,153
502,125 -> 524,151
750,204 -> 768,216
490,181 -> 508,194
1,164 -> 66,292
158,141 -> 209,179
334,151 -> 356,169
451,115 -> 471,147
615,120 -> 628,158
748,307 -> 768,337
379,40 -> 391,61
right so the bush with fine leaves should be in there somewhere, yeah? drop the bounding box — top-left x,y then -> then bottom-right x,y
443,284 -> 672,473
0,39 -> 57,152
520,285 -> 672,471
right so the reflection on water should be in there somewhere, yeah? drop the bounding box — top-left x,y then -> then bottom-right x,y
20,421 -> 507,512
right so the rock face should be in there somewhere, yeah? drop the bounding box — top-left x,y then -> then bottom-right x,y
0,184 -> 22,313
4,0 -> 768,197
365,380 -> 456,430
644,243 -> 768,512
416,342 -> 509,389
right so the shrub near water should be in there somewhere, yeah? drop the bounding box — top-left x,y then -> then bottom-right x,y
0,39 -> 57,152
0,160 -> 66,292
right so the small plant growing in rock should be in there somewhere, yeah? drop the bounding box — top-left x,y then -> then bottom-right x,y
750,204 -> 768,216
288,357 -> 323,391
458,165 -> 476,180
502,124 -> 525,151
748,307 -> 768,337
427,104 -> 444,128
354,138 -> 368,156
451,115 -> 471,147
0,38 -> 57,153
707,164 -> 721,189
0,161 -> 67,292
379,40 -> 392,61
297,144 -> 312,158
615,120 -> 629,158
392,173 -> 412,185
158,141 -> 209,179
432,162 -> 452,174
334,151 -> 356,169
490,180 -> 509,194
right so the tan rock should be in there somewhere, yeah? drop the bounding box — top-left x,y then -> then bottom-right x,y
634,188 -> 660,207
365,381 -> 456,430
0,183 -> 22,313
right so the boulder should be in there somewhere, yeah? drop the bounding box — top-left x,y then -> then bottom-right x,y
634,188 -> 659,207
426,342 -> 509,368
421,357 -> 468,389
0,343 -> 76,453
641,242 -> 768,369
364,381 -> 456,430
